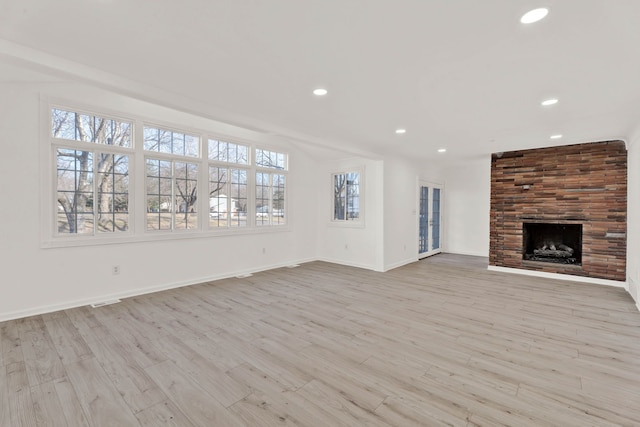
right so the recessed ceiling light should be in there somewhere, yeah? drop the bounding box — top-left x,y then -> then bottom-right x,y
395,129 -> 406,134
313,88 -> 328,96
438,148 -> 447,153
550,134 -> 563,139
541,98 -> 558,106
521,8 -> 549,24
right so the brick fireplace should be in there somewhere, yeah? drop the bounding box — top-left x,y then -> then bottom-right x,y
489,140 -> 627,282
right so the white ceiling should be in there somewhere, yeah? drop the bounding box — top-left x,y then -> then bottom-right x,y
1,0 -> 640,162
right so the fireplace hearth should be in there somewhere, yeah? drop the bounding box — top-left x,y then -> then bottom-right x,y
523,223 -> 582,265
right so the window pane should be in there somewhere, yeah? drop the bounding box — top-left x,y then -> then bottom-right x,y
172,133 -> 185,156
56,149 -> 94,234
333,174 -> 346,221
230,169 -> 248,227
209,140 -> 249,165
256,148 -> 286,170
52,109 -> 131,147
218,141 -> 229,162
209,166 -> 229,228
146,158 -> 173,230
346,172 -> 360,220
174,162 -> 198,230
185,135 -> 199,157
237,145 -> 249,165
272,174 -> 285,225
159,129 -> 172,154
256,172 -> 270,225
97,154 -> 129,233
333,172 -> 360,221
432,188 -> 440,250
208,140 -> 221,161
144,126 -> 199,157
143,127 -> 159,151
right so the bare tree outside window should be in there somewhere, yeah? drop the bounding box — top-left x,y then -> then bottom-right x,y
208,140 -> 249,228
144,126 -> 198,157
255,148 -> 287,226
143,126 -> 200,231
174,162 -> 198,229
333,172 -> 360,221
256,148 -> 285,170
53,109 -> 130,234
49,107 -> 291,241
209,140 -> 249,165
145,159 -> 198,230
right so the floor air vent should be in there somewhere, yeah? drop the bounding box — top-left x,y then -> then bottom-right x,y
90,299 -> 122,308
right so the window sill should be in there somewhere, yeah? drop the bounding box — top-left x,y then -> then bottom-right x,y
41,225 -> 291,249
327,220 -> 365,229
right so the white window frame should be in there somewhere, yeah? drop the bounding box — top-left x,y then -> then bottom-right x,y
255,147 -> 288,227
207,139 -> 251,231
46,105 -> 135,243
40,98 -> 291,248
143,124 -> 202,233
330,169 -> 364,227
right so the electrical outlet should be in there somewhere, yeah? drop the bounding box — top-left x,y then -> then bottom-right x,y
262,248 -> 266,254
112,265 -> 120,275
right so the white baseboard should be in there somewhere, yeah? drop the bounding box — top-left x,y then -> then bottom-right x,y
447,250 -> 489,258
4,257 -> 634,322
627,277 -> 639,312
0,257 -> 317,322
383,257 -> 419,272
487,265 -> 627,288
315,257 -> 379,272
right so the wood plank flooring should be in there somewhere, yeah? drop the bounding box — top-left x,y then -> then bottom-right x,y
1,253 -> 640,426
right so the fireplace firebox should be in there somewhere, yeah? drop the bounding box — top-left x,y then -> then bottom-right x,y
522,223 -> 582,265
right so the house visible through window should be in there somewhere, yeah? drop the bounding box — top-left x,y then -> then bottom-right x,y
144,126 -> 199,231
208,140 -> 249,229
47,105 -> 289,245
256,148 -> 287,226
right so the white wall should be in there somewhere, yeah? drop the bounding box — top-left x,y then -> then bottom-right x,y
316,158 -> 385,271
441,157 -> 491,257
627,133 -> 639,305
314,153 -> 488,272
0,81 -> 320,321
383,157 -> 444,270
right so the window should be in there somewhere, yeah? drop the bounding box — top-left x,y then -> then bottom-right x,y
256,148 -> 286,170
144,126 -> 198,157
209,139 -> 249,165
208,139 -> 249,229
333,172 -> 360,221
52,108 -> 131,235
256,148 -> 287,226
46,105 -> 289,246
144,126 -> 200,231
145,159 -> 199,230
52,108 -> 132,147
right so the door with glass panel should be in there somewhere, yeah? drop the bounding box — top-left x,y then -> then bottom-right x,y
418,182 -> 443,259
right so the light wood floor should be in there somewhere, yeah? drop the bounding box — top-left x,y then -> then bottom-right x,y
2,254 -> 640,426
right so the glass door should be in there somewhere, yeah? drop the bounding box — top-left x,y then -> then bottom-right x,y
418,182 -> 443,259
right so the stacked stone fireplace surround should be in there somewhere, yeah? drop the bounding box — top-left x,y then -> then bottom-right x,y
490,140 -> 627,282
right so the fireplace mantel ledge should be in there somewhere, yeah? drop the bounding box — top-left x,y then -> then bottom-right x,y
487,265 -> 626,288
